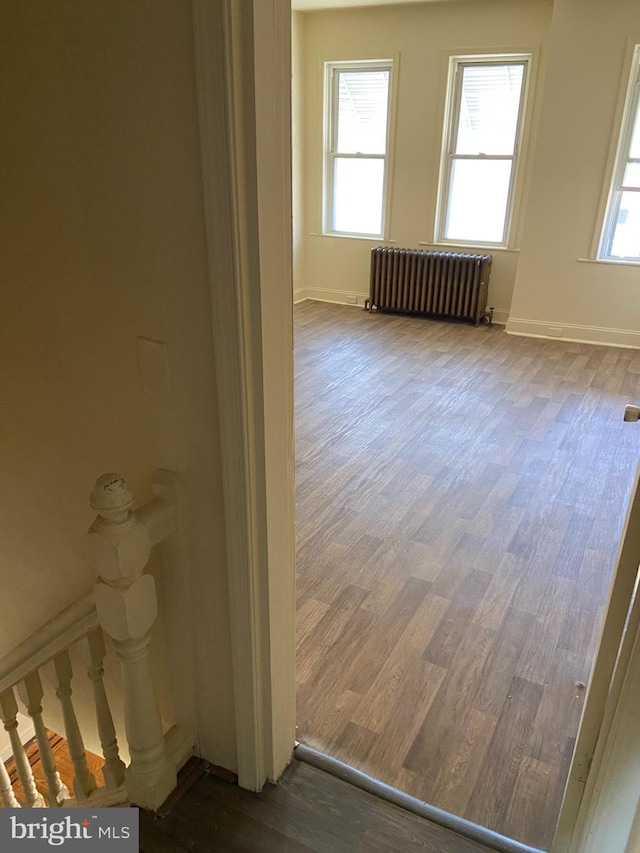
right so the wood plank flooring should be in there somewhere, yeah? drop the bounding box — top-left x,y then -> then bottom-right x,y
295,301 -> 640,850
140,759 -> 493,853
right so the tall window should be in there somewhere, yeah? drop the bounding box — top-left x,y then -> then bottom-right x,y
324,60 -> 393,238
436,55 -> 530,247
599,47 -> 640,263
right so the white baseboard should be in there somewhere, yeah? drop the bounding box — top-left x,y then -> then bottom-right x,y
295,288 -> 509,326
295,287 -> 365,307
165,724 -> 196,773
489,308 -> 509,326
506,317 -> 640,349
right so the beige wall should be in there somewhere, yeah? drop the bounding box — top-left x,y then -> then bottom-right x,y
508,0 -> 640,346
293,0 -> 553,322
0,0 -> 236,770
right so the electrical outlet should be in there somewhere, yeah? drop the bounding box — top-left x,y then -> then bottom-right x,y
346,295 -> 358,305
547,326 -> 563,337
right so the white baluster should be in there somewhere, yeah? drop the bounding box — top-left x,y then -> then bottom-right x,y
17,671 -> 69,807
0,687 -> 45,807
0,755 -> 21,808
86,474 -> 176,810
86,628 -> 126,790
53,651 -> 96,801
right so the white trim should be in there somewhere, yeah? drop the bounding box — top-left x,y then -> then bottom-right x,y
577,257 -> 640,268
252,0 -> 297,785
596,44 -> 640,263
434,51 -> 535,250
589,40 -> 640,261
194,0 -> 266,791
322,58 -> 396,239
0,593 -> 97,696
572,621 -> 640,853
301,288 -> 365,306
293,288 -> 309,304
64,785 -> 128,809
419,241 -> 519,254
309,231 -> 399,243
486,308 -> 509,326
555,465 -> 640,852
193,0 -> 295,791
506,317 -> 640,349
165,725 -> 197,775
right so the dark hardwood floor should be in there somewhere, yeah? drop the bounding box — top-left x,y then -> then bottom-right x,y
295,300 -> 640,850
140,759 -> 493,852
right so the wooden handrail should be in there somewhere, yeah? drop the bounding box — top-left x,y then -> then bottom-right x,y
0,592 -> 98,695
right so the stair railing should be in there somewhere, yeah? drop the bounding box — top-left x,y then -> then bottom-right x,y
0,594 -> 123,809
0,471 -> 181,811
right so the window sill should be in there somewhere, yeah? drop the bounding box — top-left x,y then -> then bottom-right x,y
577,257 -> 640,268
419,242 -> 519,253
311,232 -> 398,243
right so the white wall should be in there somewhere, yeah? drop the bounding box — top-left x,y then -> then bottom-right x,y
508,0 -> 640,348
0,0 -> 237,771
293,0 -> 553,322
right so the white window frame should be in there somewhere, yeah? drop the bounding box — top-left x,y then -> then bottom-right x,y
598,45 -> 640,264
323,59 -> 394,239
435,53 -> 532,249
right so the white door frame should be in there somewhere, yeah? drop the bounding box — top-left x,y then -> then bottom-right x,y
555,463 -> 640,852
192,0 -> 296,791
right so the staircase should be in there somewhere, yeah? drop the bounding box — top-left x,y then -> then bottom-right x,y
0,471 -> 190,812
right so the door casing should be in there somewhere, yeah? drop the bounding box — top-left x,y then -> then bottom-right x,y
193,0 -> 296,791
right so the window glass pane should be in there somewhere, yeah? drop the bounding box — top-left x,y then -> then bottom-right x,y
333,157 -> 384,234
445,158 -> 512,243
610,191 -> 640,259
622,161 -> 640,188
629,99 -> 640,158
336,70 -> 389,155
455,64 -> 524,155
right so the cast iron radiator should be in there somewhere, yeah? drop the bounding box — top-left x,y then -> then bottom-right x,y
365,247 -> 493,326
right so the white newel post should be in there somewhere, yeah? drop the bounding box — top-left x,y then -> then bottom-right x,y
85,474 -> 176,811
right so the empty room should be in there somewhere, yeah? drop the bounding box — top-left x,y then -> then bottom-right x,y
292,0 -> 640,850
